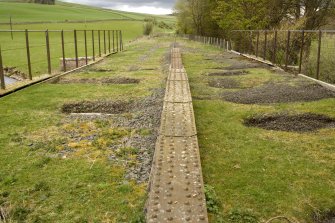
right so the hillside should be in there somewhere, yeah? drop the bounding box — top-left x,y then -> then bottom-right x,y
0,0 -> 175,24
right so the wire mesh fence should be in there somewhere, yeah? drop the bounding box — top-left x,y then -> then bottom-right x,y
230,30 -> 335,84
185,30 -> 335,85
0,29 -> 123,90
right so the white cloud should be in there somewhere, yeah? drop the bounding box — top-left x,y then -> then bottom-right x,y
111,5 -> 172,15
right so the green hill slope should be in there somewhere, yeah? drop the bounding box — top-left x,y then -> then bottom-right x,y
0,1 -> 175,23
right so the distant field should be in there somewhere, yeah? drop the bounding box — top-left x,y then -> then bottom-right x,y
0,1 -> 175,23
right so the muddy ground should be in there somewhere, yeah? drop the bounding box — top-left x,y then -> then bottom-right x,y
222,82 -> 335,104
244,113 -> 335,132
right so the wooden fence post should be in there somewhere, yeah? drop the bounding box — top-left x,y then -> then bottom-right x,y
25,29 -> 32,80
285,30 -> 291,70
116,30 -> 119,52
84,30 -> 88,65
299,30 -> 305,73
92,30 -> 95,61
316,30 -> 322,80
61,30 -> 66,71
119,30 -> 122,51
45,30 -> 51,74
0,46 -> 5,90
74,29 -> 78,68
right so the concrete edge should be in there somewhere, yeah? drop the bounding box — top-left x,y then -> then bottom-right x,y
229,50 -> 335,93
0,52 -> 117,98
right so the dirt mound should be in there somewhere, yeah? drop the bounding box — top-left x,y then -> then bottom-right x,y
90,68 -> 114,72
222,83 -> 335,104
208,70 -> 249,76
4,67 -> 27,80
313,210 -> 335,223
244,113 -> 335,132
62,100 -> 133,114
209,78 -> 240,89
56,77 -> 140,84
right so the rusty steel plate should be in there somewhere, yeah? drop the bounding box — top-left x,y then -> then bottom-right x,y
160,102 -> 196,137
147,136 -> 208,223
164,80 -> 192,103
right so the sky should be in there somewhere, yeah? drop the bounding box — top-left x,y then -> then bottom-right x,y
61,0 -> 175,15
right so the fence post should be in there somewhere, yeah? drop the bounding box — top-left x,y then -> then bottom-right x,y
116,30 -> 119,52
249,31 -> 253,54
263,30 -> 267,60
256,31 -> 259,57
45,29 -> 51,74
119,30 -> 122,51
108,30 -> 111,53
74,29 -> 78,68
273,30 -> 278,64
103,30 -> 106,55
92,30 -> 95,61
61,30 -> 66,71
316,30 -> 322,80
84,30 -> 88,65
285,30 -> 291,70
98,30 -> 101,57
299,30 -> 305,73
25,29 -> 32,80
0,46 -> 5,90
113,30 -> 115,52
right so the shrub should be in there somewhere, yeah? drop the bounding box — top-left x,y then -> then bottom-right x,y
143,22 -> 154,36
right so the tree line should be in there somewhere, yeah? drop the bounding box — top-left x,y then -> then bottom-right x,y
174,0 -> 335,36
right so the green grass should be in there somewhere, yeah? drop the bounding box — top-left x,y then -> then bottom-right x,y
0,37 -> 171,221
181,39 -> 335,222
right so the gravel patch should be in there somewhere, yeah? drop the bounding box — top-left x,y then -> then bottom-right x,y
209,78 -> 241,89
244,113 -> 335,132
208,70 -> 249,76
222,82 -> 335,104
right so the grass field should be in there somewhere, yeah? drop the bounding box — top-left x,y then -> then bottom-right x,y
0,36 -> 171,222
0,1 -> 175,81
180,39 -> 335,223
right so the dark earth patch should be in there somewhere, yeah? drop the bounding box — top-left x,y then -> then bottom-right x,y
209,78 -> 240,89
223,62 -> 269,70
54,77 -> 140,84
313,209 -> 335,223
208,70 -> 249,76
62,100 -> 134,114
244,113 -> 335,132
89,68 -> 114,72
222,83 -> 335,104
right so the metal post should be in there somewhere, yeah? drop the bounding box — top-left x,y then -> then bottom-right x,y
263,30 -> 267,60
92,30 -> 95,61
61,30 -> 66,72
45,30 -> 51,74
299,30 -> 305,73
285,30 -> 291,70
98,30 -> 101,57
84,30 -> 88,65
25,29 -> 32,80
116,30 -> 119,52
0,46 -> 5,90
74,29 -> 78,68
113,30 -> 115,52
103,30 -> 106,55
316,30 -> 322,80
256,31 -> 259,57
273,30 -> 278,64
10,16 -> 13,40
108,30 -> 111,53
